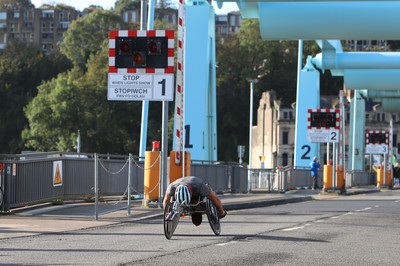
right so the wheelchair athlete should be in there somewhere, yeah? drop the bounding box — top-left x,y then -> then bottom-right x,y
163,176 -> 227,226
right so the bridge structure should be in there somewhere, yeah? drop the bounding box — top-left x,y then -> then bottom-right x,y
177,0 -> 400,181
131,0 -> 400,190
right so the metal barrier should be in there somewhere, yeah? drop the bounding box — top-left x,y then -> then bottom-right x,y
0,151 -> 380,212
249,169 -> 282,192
0,153 -> 145,212
346,170 -> 376,187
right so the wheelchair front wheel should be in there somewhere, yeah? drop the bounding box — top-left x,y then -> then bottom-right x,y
205,198 -> 221,236
163,202 -> 180,239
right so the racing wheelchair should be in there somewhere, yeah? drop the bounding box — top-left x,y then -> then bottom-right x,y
163,195 -> 221,239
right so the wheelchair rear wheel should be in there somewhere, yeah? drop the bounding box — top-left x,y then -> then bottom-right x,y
205,198 -> 221,236
163,201 -> 180,239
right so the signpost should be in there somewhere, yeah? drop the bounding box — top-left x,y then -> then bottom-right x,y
307,108 -> 340,190
307,109 -> 340,143
108,73 -> 173,101
108,29 -> 175,207
365,130 -> 388,154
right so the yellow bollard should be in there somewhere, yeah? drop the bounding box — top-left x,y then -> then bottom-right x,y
377,169 -> 392,188
143,151 -> 160,206
169,151 -> 191,183
336,165 -> 345,191
323,164 -> 333,190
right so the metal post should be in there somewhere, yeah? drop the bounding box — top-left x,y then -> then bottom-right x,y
327,142 -> 330,164
333,142 -> 337,190
94,153 -> 99,220
160,101 -> 168,207
247,79 -> 257,192
389,117 -> 393,187
383,153 -> 387,187
77,129 -> 81,153
127,153 -> 132,216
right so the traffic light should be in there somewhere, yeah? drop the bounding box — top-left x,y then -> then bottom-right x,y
115,37 -> 168,69
368,132 -> 387,144
147,39 -> 161,55
310,111 -> 336,128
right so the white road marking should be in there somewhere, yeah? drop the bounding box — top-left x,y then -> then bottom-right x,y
282,226 -> 304,231
216,241 -> 238,246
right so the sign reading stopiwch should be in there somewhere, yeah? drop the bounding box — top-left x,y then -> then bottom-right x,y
108,73 -> 173,101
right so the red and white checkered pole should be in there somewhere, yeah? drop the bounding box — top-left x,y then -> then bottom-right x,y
174,0 -> 185,168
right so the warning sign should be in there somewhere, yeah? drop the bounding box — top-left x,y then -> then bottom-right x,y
53,161 -> 63,187
107,73 -> 173,101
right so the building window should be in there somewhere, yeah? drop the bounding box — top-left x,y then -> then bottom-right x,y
282,153 -> 288,166
229,15 -> 235,26
365,114 -> 369,120
382,113 -> 385,121
392,114 -> 397,122
289,111 -> 293,120
283,112 -> 288,119
377,113 -> 380,121
393,134 -> 397,148
282,131 -> 289,145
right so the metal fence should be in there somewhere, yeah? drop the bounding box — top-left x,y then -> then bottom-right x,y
249,169 -> 284,192
0,153 -> 145,211
0,152 -> 378,212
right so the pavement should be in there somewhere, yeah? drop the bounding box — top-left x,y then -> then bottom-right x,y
0,186 -> 383,240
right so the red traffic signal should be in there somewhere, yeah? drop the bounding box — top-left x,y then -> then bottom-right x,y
147,39 -> 161,55
133,51 -> 146,67
114,36 -> 167,69
119,41 -> 130,54
310,112 -> 336,128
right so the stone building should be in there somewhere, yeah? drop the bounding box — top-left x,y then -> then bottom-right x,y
251,90 -> 400,169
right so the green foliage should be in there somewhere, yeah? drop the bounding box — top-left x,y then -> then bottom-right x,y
23,42 -> 141,153
114,0 -> 141,14
23,10 -> 172,154
59,10 -> 123,72
0,0 -> 33,9
0,41 -> 71,153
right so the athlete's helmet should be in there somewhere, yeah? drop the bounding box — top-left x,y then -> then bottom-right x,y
174,184 -> 191,206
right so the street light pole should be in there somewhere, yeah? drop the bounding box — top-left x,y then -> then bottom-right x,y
247,78 -> 258,192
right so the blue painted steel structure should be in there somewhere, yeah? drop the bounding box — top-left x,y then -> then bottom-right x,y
173,0 -> 218,161
214,0 -> 400,170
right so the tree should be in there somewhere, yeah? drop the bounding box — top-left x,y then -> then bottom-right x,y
82,5 -> 104,13
0,0 -> 33,9
22,70 -> 83,151
114,0 -> 141,14
0,41 -> 71,153
23,9 -> 166,154
59,10 -> 123,72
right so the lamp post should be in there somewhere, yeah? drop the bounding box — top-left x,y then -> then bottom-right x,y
247,78 -> 258,192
